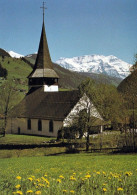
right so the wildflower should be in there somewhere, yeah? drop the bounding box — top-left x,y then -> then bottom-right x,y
117,187 -> 123,191
70,176 -> 76,181
16,176 -> 21,180
85,174 -> 91,179
27,190 -> 33,193
103,184 -> 107,186
125,171 -> 132,176
103,188 -> 107,192
59,175 -> 65,179
38,183 -> 45,187
70,190 -> 75,194
57,179 -> 61,183
15,184 -> 21,189
16,191 -> 23,195
63,190 -> 67,193
96,171 -> 100,175
36,178 -> 41,182
28,177 -> 33,181
35,191 -> 41,195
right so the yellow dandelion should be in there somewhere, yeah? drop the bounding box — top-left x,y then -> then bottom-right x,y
103,188 -> 107,192
59,175 -> 65,179
38,183 -> 45,187
15,184 -> 21,189
125,171 -> 132,176
70,190 -> 75,194
36,178 -> 41,182
62,189 -> 67,193
16,176 -> 21,180
16,191 -> 23,195
103,183 -> 107,186
85,174 -> 91,179
117,187 -> 123,191
57,179 -> 61,183
28,177 -> 33,181
27,190 -> 33,193
35,191 -> 41,195
70,176 -> 76,181
96,171 -> 100,175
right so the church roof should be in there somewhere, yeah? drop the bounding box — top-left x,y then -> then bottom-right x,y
28,21 -> 59,79
10,88 -> 81,120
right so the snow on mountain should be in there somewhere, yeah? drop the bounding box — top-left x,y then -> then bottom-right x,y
56,55 -> 132,79
8,51 -> 24,58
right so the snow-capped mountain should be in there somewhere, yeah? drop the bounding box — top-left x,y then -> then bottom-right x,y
56,55 -> 132,79
8,51 -> 24,58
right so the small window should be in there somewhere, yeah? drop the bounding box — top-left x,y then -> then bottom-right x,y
27,119 -> 31,130
38,119 -> 42,131
49,120 -> 53,132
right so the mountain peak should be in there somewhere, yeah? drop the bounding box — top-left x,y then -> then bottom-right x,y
8,51 -> 24,58
56,54 -> 132,79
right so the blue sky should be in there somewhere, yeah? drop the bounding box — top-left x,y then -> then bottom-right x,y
0,0 -> 137,64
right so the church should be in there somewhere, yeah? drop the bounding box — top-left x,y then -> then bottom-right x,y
6,4 -> 103,137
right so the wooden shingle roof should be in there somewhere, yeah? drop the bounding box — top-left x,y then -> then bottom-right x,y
28,21 -> 59,79
10,88 -> 81,120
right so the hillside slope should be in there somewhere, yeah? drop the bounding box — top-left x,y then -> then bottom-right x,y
0,48 -> 10,57
117,70 -> 137,95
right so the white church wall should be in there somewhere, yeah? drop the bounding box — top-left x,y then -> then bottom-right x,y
63,93 -> 103,127
6,118 -> 63,137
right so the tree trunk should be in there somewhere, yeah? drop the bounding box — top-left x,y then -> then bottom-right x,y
86,129 -> 89,151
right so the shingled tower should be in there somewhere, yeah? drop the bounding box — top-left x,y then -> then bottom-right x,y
28,2 -> 59,92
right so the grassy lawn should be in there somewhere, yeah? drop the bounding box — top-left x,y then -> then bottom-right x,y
0,153 -> 137,194
0,134 -> 55,145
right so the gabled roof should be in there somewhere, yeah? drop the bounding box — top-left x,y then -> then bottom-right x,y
10,88 -> 81,120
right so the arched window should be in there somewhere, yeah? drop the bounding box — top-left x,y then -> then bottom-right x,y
38,119 -> 42,131
27,119 -> 31,130
49,120 -> 53,132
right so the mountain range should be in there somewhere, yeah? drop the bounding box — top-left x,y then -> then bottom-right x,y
8,50 -> 132,79
0,48 -> 129,87
56,55 -> 132,79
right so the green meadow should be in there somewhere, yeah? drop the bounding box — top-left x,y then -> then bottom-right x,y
0,153 -> 137,195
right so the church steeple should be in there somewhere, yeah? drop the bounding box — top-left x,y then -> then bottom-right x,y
34,20 -> 53,70
28,2 -> 59,92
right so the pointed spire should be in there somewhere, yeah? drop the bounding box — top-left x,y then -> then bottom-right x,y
34,20 -> 53,70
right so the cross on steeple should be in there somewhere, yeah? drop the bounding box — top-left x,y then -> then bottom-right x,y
40,2 -> 47,21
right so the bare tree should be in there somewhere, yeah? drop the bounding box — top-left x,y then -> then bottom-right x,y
0,80 -> 21,136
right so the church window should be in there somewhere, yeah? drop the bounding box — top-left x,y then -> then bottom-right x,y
49,120 -> 53,132
38,119 -> 42,131
27,119 -> 31,130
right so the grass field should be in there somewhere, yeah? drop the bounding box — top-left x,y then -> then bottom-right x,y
0,134 -> 55,145
0,153 -> 137,195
